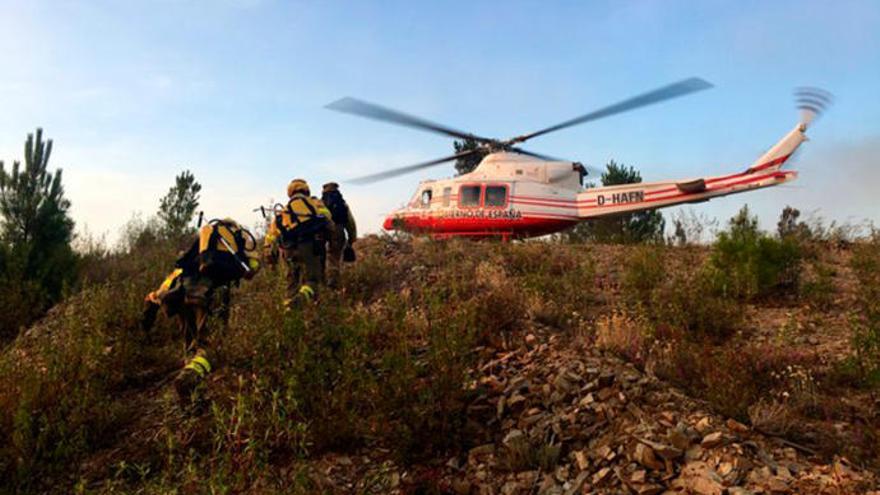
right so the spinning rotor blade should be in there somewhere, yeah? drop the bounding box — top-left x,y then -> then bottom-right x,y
795,87 -> 833,126
510,77 -> 713,144
508,147 -> 562,161
349,149 -> 481,184
509,147 -> 603,176
326,97 -> 495,144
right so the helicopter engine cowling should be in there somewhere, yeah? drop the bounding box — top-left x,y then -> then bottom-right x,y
545,162 -> 579,185
465,152 -> 583,190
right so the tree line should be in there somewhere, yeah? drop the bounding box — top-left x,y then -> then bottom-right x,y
0,128 -> 202,343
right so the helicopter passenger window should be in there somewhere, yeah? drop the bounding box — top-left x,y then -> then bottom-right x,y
485,185 -> 508,207
420,189 -> 432,208
459,185 -> 481,207
442,187 -> 452,207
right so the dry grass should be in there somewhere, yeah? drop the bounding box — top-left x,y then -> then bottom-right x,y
594,310 -> 648,366
2,231 -> 880,491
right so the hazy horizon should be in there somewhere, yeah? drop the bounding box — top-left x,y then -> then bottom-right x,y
1,0 -> 878,244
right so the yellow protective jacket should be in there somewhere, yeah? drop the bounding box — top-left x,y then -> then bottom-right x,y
265,194 -> 334,249
145,268 -> 183,305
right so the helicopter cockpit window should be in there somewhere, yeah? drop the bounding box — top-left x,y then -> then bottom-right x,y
459,185 -> 481,207
420,189 -> 433,208
485,185 -> 508,207
442,187 -> 452,207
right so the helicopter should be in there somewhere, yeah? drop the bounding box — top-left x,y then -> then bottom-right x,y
326,79 -> 831,240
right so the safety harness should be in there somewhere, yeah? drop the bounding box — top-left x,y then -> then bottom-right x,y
275,196 -> 328,245
205,219 -> 252,258
198,220 -> 257,282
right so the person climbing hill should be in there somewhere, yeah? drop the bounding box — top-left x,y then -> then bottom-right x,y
142,218 -> 259,404
321,182 -> 357,288
263,179 -> 334,307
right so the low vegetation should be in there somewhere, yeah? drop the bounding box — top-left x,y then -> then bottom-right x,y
848,233 -> 880,384
0,204 -> 878,492
710,205 -> 803,300
1,235 -> 601,492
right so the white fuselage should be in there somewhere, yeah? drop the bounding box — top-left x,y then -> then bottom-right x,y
384,124 -> 806,239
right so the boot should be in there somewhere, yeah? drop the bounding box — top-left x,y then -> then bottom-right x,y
174,351 -> 211,406
174,367 -> 202,405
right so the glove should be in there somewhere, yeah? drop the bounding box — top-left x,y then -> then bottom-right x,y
343,245 -> 356,262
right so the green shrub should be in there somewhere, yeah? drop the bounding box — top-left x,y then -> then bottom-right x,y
619,247 -> 742,341
709,206 -> 803,300
620,245 -> 666,307
651,264 -> 743,341
0,281 -> 159,490
800,261 -> 836,311
503,243 -> 595,328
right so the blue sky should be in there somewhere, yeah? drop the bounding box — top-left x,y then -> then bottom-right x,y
1,0 -> 878,242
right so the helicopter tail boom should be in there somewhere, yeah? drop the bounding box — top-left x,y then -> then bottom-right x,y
575,121 -> 808,220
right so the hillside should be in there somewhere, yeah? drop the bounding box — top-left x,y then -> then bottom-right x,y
1,235 -> 879,494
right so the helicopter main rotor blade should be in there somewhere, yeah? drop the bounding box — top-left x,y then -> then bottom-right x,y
509,77 -> 713,144
349,149 -> 481,185
509,147 -> 603,176
326,97 -> 496,144
508,147 -> 562,161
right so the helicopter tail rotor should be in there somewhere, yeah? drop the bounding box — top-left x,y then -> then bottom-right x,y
795,87 -> 833,128
745,87 -> 832,174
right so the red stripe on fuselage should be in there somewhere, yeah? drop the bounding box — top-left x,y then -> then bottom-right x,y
580,170 -> 792,211
395,214 -> 578,238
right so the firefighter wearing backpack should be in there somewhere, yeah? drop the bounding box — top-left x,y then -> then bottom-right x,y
321,182 -> 357,288
142,218 -> 260,404
264,178 -> 334,306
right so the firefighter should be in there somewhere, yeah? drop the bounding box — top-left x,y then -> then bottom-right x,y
321,182 -> 357,288
142,218 -> 259,403
264,179 -> 334,307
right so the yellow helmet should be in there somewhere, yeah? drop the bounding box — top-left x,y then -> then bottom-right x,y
287,178 -> 310,197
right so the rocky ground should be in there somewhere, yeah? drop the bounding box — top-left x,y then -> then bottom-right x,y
300,325 -> 877,494
7,239 -> 878,494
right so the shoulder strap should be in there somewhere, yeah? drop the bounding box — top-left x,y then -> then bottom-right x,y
207,223 -> 221,252
287,199 -> 300,223
232,228 -> 246,259
302,197 -> 319,216
275,199 -> 301,235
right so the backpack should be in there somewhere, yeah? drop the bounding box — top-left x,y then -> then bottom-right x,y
196,220 -> 255,283
275,196 -> 329,246
321,190 -> 349,226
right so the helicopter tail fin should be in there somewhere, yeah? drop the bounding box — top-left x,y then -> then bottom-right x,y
746,87 -> 831,174
744,123 -> 806,174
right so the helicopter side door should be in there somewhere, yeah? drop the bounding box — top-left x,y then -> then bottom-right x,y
419,188 -> 433,208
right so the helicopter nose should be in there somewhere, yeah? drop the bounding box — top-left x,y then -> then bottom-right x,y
383,215 -> 395,230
